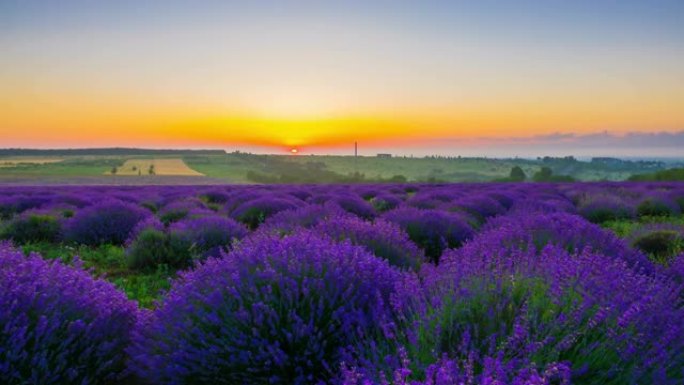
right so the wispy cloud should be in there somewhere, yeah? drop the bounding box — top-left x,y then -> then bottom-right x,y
360,130 -> 684,158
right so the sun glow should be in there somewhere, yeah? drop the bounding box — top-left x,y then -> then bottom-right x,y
290,148 -> 299,154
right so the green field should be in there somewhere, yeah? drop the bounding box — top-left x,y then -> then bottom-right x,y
0,150 -> 680,184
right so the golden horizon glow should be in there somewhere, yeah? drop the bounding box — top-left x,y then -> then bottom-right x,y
2,89 -> 683,149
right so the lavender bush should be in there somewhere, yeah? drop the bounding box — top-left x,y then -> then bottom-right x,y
360,244 -> 683,384
0,212 -> 62,243
315,216 -> 424,270
382,207 -> 474,263
230,196 -> 301,229
0,183 -> 680,384
168,215 -> 248,258
636,194 -> 682,217
129,233 -> 405,384
63,200 -> 150,246
0,243 -> 138,384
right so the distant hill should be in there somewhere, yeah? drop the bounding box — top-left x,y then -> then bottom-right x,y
0,148 -> 225,156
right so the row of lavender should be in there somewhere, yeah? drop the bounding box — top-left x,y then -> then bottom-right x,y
1,182 -> 683,384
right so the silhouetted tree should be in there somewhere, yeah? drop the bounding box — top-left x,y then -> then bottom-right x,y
509,166 -> 526,181
533,166 -> 553,182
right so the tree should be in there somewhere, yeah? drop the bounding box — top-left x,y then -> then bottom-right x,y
148,164 -> 156,175
533,166 -> 553,182
111,166 -> 118,175
509,166 -> 526,181
389,175 -> 407,183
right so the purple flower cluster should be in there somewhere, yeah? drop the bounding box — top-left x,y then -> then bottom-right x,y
472,212 -> 653,272
315,216 -> 424,270
0,242 -> 138,384
0,182 -> 683,383
416,242 -> 683,384
129,233 -> 405,384
258,202 -> 351,235
63,200 -> 150,245
577,194 -> 636,223
382,207 -> 474,263
229,196 -> 302,229
169,214 -> 248,256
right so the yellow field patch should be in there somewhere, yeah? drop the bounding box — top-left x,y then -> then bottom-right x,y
108,159 -> 204,176
0,157 -> 64,167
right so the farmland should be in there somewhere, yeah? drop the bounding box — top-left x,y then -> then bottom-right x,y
1,149 -> 680,184
1,182 -> 683,384
107,158 -> 205,176
0,157 -> 65,167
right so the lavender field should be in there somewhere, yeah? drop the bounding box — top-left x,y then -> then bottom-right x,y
1,182 -> 683,384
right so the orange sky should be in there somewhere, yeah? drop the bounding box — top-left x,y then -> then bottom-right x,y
2,2 -> 683,153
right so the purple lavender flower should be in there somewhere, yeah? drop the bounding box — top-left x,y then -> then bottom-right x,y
63,200 -> 151,245
382,207 -> 474,263
230,196 -> 302,229
473,212 -> 653,273
129,233 -> 405,384
577,195 -> 636,223
401,244 -> 683,385
636,194 -> 682,217
0,210 -> 62,243
157,198 -> 213,225
315,216 -> 424,270
370,193 -> 403,212
124,215 -> 165,246
331,194 -> 378,220
449,196 -> 506,223
0,242 -> 139,384
258,202 -> 351,235
626,223 -> 684,264
168,215 -> 248,257
0,194 -> 51,220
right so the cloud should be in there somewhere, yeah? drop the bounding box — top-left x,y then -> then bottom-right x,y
367,130 -> 684,158
521,130 -> 684,148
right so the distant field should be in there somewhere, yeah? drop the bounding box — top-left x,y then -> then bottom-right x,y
109,158 -> 204,176
0,157 -> 64,167
0,151 -> 680,184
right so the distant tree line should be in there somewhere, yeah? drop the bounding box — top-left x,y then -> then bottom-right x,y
245,159 -> 407,184
0,148 -> 225,156
494,166 -> 575,183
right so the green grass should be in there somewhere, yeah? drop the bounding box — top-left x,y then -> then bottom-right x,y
0,157 -> 122,176
1,153 -> 670,182
602,215 -> 684,238
183,154 -> 263,182
601,214 -> 684,266
20,241 -> 173,308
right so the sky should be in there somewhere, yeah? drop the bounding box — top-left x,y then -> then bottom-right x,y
1,0 -> 683,157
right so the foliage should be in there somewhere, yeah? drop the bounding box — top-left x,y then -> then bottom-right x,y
1,213 -> 61,243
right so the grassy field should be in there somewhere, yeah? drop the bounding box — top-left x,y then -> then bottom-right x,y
0,151 -> 678,183
19,242 -> 172,308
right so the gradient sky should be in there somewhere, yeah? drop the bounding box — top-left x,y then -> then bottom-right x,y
1,1 -> 683,156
